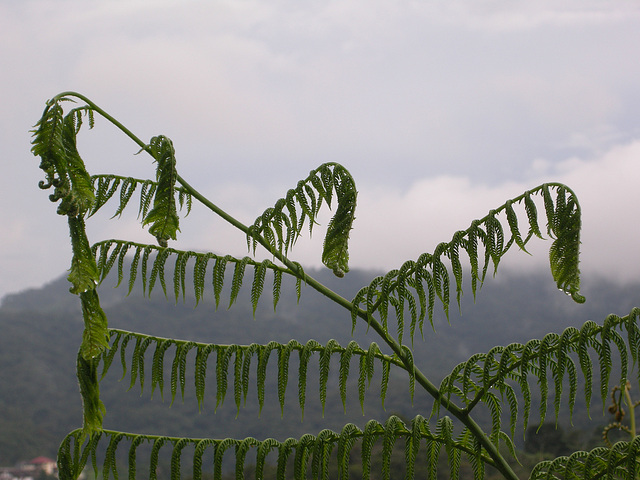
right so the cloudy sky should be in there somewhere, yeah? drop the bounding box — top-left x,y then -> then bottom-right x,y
2,0 -> 640,302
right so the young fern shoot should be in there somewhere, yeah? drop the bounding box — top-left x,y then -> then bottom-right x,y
32,92 -> 640,480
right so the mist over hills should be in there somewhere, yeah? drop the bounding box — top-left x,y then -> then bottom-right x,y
0,267 -> 638,465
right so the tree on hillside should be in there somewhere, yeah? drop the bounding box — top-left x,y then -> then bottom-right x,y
31,92 -> 640,480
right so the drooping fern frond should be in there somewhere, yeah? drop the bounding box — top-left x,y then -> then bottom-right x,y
142,135 -> 180,247
436,307 -> 640,445
99,329 -> 409,419
351,184 -> 584,346
91,239 -> 302,309
57,415 -> 498,480
88,174 -> 192,219
247,162 -> 357,277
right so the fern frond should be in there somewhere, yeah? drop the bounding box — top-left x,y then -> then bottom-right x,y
438,308 -> 640,443
350,183 -> 584,345
92,240 -> 299,308
48,414 -> 484,480
249,163 -> 357,277
100,330 -> 410,423
142,136 -> 180,247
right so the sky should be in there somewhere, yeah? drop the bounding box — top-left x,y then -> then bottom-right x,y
2,0 -> 640,302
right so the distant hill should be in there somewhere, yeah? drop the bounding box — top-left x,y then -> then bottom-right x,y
1,267 -> 638,465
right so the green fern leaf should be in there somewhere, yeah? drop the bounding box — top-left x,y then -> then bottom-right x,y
251,260 -> 269,316
114,177 -> 138,218
358,355 -> 367,413
67,216 -> 100,296
242,343 -> 259,406
127,246 -> 142,295
217,346 -> 235,412
103,432 -> 125,480
278,342 -> 294,416
151,339 -> 172,399
322,167 -> 357,277
170,438 -> 189,480
257,342 -> 279,415
173,251 -> 192,302
249,164 -> 356,276
100,332 -> 121,380
213,439 -> 235,480
362,420 -> 383,480
380,357 -> 390,410
382,416 -> 403,480
195,344 -> 213,411
299,340 -> 320,419
339,341 -> 359,412
319,340 -> 339,416
142,135 -> 180,246
193,439 -> 215,480
523,192 -> 543,239
504,200 -> 528,252
149,436 -> 169,480
233,347 -> 243,416
115,242 -> 131,288
273,269 -> 283,311
256,438 -> 279,480
148,247 -> 170,297
170,342 -> 195,405
138,181 -> 156,220
229,256 -> 251,308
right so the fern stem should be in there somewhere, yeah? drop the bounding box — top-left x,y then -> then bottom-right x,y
52,92 -> 150,153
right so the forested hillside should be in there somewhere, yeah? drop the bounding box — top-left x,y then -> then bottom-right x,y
0,268 -> 637,466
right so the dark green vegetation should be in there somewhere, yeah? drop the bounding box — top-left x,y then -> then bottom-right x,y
0,272 -> 637,471
25,92 -> 640,479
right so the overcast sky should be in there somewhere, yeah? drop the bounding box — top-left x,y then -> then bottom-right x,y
2,1 -> 640,302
